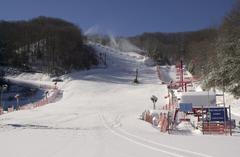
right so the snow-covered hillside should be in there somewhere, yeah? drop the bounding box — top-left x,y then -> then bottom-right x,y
0,43 -> 240,157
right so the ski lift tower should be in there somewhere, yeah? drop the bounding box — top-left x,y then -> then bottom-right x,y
175,60 -> 192,92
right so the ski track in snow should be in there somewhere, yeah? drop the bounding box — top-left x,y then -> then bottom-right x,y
0,43 -> 240,157
99,113 -> 212,157
99,114 -> 185,157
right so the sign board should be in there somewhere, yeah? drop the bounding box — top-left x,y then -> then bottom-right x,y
151,95 -> 158,103
207,107 -> 228,122
179,103 -> 192,113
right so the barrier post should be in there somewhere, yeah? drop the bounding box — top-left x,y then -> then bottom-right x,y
158,113 -> 163,130
167,111 -> 170,134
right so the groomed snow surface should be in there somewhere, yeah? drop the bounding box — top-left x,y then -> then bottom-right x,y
0,44 -> 240,157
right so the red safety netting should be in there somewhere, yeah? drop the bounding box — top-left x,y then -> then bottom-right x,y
0,85 -> 62,115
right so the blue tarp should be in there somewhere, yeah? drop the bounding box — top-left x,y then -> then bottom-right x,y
179,103 -> 192,113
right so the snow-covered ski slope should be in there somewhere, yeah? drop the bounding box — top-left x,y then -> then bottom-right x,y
0,44 -> 240,157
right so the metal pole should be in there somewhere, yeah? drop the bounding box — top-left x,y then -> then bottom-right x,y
0,88 -> 3,109
104,53 -> 107,67
136,68 -> 138,81
185,83 -> 187,92
229,105 -> 232,136
17,98 -> 19,110
208,90 -> 210,133
167,111 -> 170,134
180,60 -> 184,91
202,106 -> 204,135
168,89 -> 170,107
223,81 -> 227,135
222,66 -> 227,135
45,91 -> 49,103
15,94 -> 20,110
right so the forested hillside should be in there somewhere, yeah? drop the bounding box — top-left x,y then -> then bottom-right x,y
129,0 -> 240,97
205,0 -> 240,97
129,28 -> 217,75
1,1 -> 239,97
0,16 -> 98,75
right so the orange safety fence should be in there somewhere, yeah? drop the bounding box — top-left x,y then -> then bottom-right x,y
143,111 -> 169,133
158,113 -> 169,132
19,89 -> 62,110
161,103 -> 176,111
156,66 -> 164,82
144,110 -> 152,124
0,88 -> 62,115
202,123 -> 230,134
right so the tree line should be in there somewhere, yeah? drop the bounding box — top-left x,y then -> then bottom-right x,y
204,0 -> 240,97
129,0 -> 240,97
129,28 -> 217,74
0,16 -> 98,75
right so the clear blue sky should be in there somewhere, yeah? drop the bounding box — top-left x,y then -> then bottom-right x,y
0,0 -> 236,36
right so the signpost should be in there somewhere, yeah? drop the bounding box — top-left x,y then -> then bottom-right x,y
15,94 -> 20,110
151,95 -> 158,110
45,91 -> 49,101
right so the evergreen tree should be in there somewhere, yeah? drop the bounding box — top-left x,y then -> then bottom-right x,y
206,0 -> 240,97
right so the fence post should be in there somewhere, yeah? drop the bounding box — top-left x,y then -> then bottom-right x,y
167,111 -> 170,134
